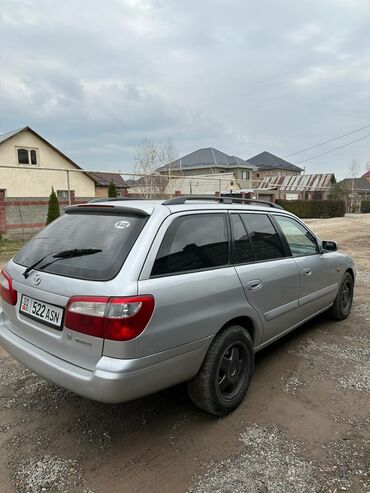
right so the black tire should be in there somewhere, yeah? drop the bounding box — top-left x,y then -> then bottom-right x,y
328,271 -> 354,320
187,325 -> 254,416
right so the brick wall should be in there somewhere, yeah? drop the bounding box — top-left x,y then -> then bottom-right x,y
0,194 -> 95,240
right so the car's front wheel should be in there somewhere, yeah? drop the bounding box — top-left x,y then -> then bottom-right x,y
187,325 -> 254,416
329,271 -> 354,320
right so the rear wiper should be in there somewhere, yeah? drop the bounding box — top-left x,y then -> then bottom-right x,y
23,249 -> 102,279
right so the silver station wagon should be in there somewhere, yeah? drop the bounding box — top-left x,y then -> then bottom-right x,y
0,197 -> 355,415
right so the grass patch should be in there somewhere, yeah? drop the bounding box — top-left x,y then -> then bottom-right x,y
0,239 -> 25,257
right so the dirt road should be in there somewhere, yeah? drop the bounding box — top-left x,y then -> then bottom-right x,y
0,215 -> 369,492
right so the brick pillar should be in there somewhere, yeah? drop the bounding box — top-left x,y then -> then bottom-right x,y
174,190 -> 181,196
0,190 -> 6,235
70,191 -> 76,204
215,191 -> 220,197
122,188 -> 129,197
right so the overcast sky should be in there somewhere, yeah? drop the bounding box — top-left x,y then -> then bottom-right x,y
1,0 -> 369,178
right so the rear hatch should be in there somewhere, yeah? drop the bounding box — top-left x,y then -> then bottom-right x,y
1,206 -> 148,370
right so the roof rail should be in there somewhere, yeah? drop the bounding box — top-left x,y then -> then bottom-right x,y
162,195 -> 283,210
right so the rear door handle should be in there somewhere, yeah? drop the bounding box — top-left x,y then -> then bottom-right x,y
303,268 -> 312,277
247,280 -> 263,291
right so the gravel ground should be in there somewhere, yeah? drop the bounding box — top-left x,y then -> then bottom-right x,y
0,214 -> 369,492
12,456 -> 81,493
188,423 -> 370,492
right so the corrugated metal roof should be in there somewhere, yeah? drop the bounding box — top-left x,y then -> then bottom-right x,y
340,177 -> 370,191
158,147 -> 257,171
257,174 -> 335,192
246,151 -> 303,172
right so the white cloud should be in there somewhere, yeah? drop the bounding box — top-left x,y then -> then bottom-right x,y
287,23 -> 321,43
0,0 -> 369,178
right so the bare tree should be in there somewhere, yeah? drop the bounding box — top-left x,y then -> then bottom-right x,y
133,138 -> 177,199
158,139 -> 177,198
350,159 -> 359,178
133,139 -> 160,199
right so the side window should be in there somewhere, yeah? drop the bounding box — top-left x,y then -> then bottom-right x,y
241,213 -> 285,261
274,215 -> 319,257
151,214 -> 229,276
230,214 -> 254,264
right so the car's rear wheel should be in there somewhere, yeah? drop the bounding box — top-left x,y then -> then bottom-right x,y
329,271 -> 354,320
187,325 -> 254,416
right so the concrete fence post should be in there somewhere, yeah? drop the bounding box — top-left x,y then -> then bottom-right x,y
0,190 -> 6,235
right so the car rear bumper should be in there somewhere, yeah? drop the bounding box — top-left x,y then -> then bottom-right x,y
0,311 -> 210,403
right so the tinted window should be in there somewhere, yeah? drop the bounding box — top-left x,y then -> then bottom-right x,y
241,213 -> 284,261
274,215 -> 319,257
231,214 -> 254,264
14,213 -> 147,281
18,149 -> 29,164
152,214 -> 229,276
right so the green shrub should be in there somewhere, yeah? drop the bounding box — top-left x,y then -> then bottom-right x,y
46,187 -> 60,225
275,199 -> 345,218
108,180 -> 118,197
361,200 -> 370,213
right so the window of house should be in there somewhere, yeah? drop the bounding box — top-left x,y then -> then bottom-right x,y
274,215 -> 319,257
241,170 -> 249,180
241,213 -> 285,261
30,149 -> 37,165
151,214 -> 229,276
57,190 -> 74,199
17,148 -> 38,165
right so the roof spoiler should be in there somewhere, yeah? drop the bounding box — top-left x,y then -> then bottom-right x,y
65,204 -> 150,216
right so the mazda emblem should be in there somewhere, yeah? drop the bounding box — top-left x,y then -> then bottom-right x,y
32,273 -> 42,286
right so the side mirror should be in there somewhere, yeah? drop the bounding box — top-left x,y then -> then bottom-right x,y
322,240 -> 337,252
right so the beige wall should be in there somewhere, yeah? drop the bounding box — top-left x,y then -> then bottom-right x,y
161,166 -> 253,189
252,169 -> 301,186
0,130 -> 95,197
253,169 -> 301,179
162,166 -> 254,178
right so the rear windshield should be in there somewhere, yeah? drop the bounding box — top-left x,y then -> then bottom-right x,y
14,212 -> 147,281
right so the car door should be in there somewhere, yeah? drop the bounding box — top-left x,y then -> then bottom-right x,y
273,214 -> 339,319
137,211 -> 260,357
231,212 -> 301,344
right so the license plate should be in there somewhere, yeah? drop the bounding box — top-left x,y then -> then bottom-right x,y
20,295 -> 64,330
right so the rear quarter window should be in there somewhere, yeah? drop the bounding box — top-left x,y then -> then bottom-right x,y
151,213 -> 229,276
14,212 -> 147,281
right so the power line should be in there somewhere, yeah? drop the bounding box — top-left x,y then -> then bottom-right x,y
295,132 -> 370,164
284,123 -> 370,158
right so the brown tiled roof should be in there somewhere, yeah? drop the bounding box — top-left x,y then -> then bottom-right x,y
88,172 -> 127,188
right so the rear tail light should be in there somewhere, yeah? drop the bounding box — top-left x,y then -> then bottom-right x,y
0,269 -> 17,306
65,295 -> 155,341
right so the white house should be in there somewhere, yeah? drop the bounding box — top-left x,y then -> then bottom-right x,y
0,126 -> 95,198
